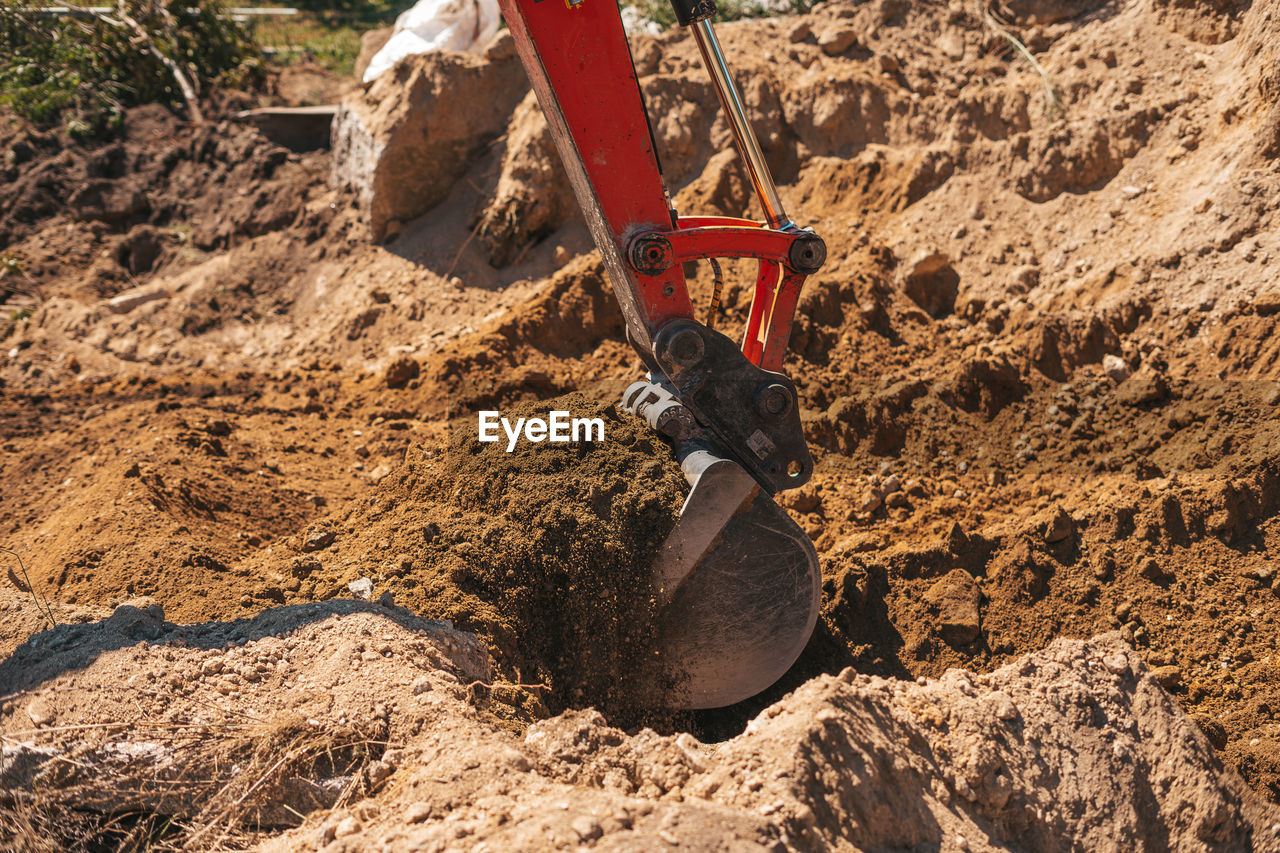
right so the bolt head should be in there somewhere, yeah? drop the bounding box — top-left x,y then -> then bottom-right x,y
665,327 -> 705,368
756,382 -> 793,419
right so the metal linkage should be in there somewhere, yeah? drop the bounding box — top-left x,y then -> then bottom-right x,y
691,19 -> 791,230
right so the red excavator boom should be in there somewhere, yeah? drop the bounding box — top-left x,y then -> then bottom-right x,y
497,0 -> 827,708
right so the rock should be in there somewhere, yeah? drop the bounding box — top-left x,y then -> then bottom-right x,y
106,283 -> 169,314
368,759 -> 395,787
924,569 -> 982,645
405,802 -> 432,824
901,251 -> 959,317
945,522 -> 969,553
571,815 -> 603,842
412,675 -> 432,695
302,528 -> 335,552
331,50 -> 528,241
885,491 -> 910,508
1012,264 -> 1040,291
334,816 -> 362,838
1103,653 -> 1130,675
553,245 -> 570,266
1044,506 -> 1074,543
348,577 -> 374,600
818,27 -> 858,55
779,484 -> 821,514
788,21 -> 812,42
1150,665 -> 1182,688
26,696 -> 54,727
384,355 -> 420,389
1265,386 -> 1280,406
1116,373 -> 1168,406
1255,292 -> 1280,316
1103,354 -> 1132,383
1141,558 -> 1172,581
290,557 -> 320,579
989,692 -> 1018,720
105,599 -> 165,640
881,474 -> 902,494
857,489 -> 883,514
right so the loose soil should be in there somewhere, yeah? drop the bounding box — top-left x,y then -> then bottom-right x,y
3,0 -> 1280,846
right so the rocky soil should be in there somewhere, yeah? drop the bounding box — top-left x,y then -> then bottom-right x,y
3,0 -> 1280,847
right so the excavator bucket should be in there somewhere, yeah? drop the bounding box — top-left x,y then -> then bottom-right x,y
498,0 -> 825,707
653,447 -> 820,709
623,382 -> 821,709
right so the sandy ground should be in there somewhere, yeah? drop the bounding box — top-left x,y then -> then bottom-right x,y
3,0 -> 1280,847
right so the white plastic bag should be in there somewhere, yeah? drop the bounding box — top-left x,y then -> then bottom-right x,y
363,0 -> 502,84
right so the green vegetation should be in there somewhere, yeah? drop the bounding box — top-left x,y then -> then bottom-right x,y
249,4 -> 398,75
0,1 -> 260,134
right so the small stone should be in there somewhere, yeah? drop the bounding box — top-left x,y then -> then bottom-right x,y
877,53 -> 900,73
348,577 -> 374,600
405,802 -> 431,824
553,245 -> 571,265
881,474 -> 902,494
107,283 -> 169,314
412,676 -> 432,695
302,528 -> 335,552
924,569 -> 981,645
368,759 -> 394,787
787,20 -> 811,42
988,692 -> 1018,721
383,219 -> 403,240
385,355 -> 420,389
239,594 -> 252,608
571,816 -> 603,842
1044,506 -> 1074,543
885,491 -> 909,508
1012,265 -> 1040,290
779,484 -> 820,513
1115,601 -> 1133,621
1116,373 -> 1168,406
1150,665 -> 1182,688
201,658 -> 224,676
1103,653 -> 1129,675
1103,354 -> 1132,383
333,816 -> 362,838
818,27 -> 858,55
290,557 -> 320,579
858,489 -> 883,514
945,522 -> 969,553
26,697 -> 54,727
1140,558 -> 1171,581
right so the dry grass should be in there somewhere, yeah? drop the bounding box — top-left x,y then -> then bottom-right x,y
1,714 -> 388,852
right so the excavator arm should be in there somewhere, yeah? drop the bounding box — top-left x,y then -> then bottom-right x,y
497,0 -> 827,708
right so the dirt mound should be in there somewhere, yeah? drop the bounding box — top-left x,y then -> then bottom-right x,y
239,392 -> 687,722
4,0 -> 1280,840
6,616 -> 1277,851
0,600 -> 490,849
